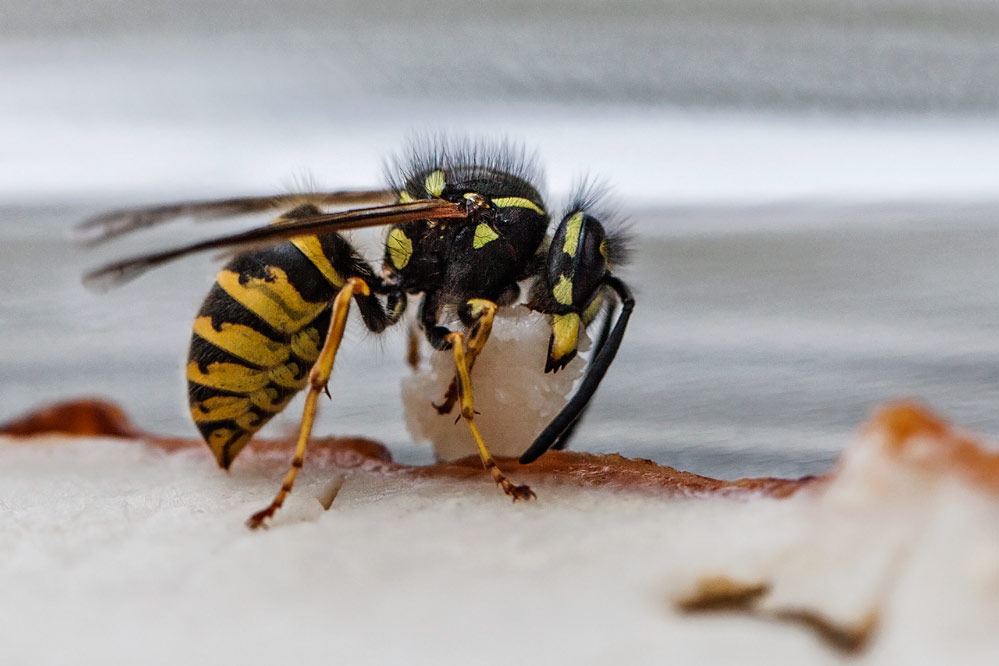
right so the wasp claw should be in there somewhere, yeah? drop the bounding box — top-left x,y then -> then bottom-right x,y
245,511 -> 272,530
507,484 -> 536,502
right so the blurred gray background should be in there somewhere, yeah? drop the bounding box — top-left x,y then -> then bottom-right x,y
2,0 -> 997,476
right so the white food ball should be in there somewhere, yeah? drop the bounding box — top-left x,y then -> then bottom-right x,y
401,307 -> 590,461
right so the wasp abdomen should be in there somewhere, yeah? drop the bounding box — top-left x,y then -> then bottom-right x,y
187,240 -> 343,469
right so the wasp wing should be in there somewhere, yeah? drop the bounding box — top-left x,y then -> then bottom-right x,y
83,199 -> 467,292
76,190 -> 396,246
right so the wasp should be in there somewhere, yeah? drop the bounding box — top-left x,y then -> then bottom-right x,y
81,139 -> 634,528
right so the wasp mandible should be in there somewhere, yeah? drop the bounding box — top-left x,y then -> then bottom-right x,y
81,139 -> 634,528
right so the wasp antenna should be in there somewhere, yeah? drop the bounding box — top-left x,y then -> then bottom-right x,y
520,277 -> 635,464
550,296 -> 619,450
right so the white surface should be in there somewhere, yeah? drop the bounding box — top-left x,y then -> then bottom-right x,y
1,416 -> 996,666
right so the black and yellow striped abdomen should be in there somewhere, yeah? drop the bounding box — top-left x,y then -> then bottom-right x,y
187,234 -> 358,469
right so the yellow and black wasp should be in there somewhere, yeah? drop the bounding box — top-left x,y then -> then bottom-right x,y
81,139 -> 634,528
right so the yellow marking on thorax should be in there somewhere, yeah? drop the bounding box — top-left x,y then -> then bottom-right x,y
553,274 -> 574,305
562,212 -> 584,257
397,190 -> 415,203
387,227 -> 414,269
290,236 -> 346,288
216,268 -> 327,335
424,170 -> 445,197
473,223 -> 500,249
192,316 -> 289,367
493,197 -> 545,215
551,313 -> 581,361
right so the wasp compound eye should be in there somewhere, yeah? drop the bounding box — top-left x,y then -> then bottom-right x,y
546,211 -> 610,313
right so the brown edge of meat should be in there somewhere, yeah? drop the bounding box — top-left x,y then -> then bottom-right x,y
0,398 -> 820,498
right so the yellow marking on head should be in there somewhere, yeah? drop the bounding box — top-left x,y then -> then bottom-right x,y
473,223 -> 500,249
190,395 -> 251,423
290,327 -> 322,362
187,361 -> 269,393
206,428 -> 253,468
424,170 -> 445,197
551,313 -> 581,361
268,362 -> 308,390
216,268 -> 327,335
562,212 -> 584,257
192,317 -> 289,368
553,274 -> 574,306
397,190 -> 415,203
492,197 -> 544,215
290,236 -> 345,287
599,239 -> 611,269
582,292 -> 604,325
387,227 -> 414,269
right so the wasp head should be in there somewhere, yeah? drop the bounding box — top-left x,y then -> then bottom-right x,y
530,198 -> 628,373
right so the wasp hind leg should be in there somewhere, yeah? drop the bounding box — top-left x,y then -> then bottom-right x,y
246,277 -> 372,529
445,300 -> 536,502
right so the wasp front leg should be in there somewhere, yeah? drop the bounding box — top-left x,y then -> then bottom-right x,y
432,290 -> 512,415
445,302 -> 535,502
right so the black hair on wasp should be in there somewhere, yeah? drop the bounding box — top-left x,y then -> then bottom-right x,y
80,137 -> 635,528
